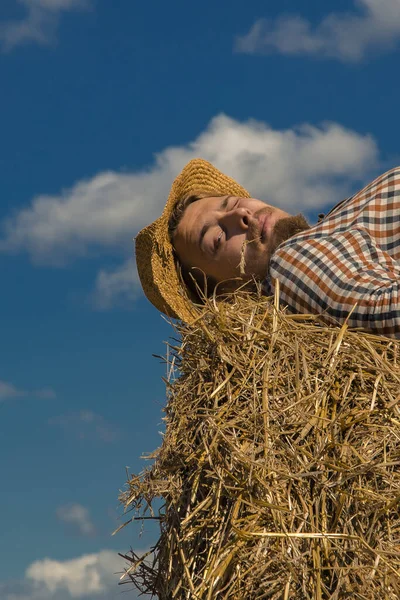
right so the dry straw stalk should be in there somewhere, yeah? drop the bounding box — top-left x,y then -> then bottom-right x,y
119,291 -> 400,599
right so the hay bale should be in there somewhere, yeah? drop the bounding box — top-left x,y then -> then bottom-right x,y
119,291 -> 400,599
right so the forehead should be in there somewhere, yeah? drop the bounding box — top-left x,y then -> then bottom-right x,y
183,194 -> 229,211
179,195 -> 228,231
173,196 -> 225,253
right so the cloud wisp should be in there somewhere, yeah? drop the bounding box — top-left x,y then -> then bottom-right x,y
48,410 -> 120,443
0,549 -> 143,600
0,0 -> 90,53
91,258 -> 140,310
235,0 -> 400,63
0,114 -> 380,308
0,379 -> 56,401
27,550 -> 124,598
56,503 -> 96,536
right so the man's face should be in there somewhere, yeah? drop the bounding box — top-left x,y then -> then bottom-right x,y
173,195 -> 292,284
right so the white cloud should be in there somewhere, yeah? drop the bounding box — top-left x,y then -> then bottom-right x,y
92,258 -> 140,310
35,387 -> 57,399
0,169 -> 165,266
56,504 -> 96,536
26,550 -> 123,598
0,115 -> 379,262
49,410 -> 120,443
0,380 -> 24,400
0,550 -> 142,600
32,0 -> 88,10
0,114 -> 380,308
0,0 -> 89,52
235,0 -> 400,63
0,379 -> 56,401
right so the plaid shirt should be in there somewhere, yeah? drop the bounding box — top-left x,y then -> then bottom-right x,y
263,167 -> 400,338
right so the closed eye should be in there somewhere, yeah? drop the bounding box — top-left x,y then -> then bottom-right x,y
224,196 -> 240,211
230,197 -> 240,210
214,228 -> 224,253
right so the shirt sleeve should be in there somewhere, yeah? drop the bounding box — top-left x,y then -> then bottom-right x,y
269,228 -> 400,338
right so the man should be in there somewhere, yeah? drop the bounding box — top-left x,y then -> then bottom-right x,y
136,159 -> 400,338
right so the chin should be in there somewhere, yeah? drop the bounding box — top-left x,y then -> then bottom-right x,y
271,214 -> 310,250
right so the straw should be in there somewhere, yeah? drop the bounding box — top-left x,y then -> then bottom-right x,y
119,290 -> 400,599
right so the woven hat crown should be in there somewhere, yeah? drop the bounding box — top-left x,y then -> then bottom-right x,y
135,159 -> 250,322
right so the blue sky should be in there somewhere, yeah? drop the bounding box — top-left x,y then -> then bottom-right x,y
1,0 -> 400,598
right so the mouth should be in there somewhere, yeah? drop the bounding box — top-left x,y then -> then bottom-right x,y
258,213 -> 271,242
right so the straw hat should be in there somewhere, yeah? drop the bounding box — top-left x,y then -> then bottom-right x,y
135,158 -> 250,322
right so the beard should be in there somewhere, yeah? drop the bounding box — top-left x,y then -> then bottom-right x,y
232,213 -> 310,288
269,214 -> 310,255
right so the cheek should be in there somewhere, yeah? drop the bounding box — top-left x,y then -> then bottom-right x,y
219,243 -> 244,275
206,252 -> 238,282
226,239 -> 243,261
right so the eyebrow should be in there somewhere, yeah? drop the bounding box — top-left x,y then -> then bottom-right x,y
199,196 -> 232,248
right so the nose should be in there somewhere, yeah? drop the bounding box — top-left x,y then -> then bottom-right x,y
219,207 -> 250,232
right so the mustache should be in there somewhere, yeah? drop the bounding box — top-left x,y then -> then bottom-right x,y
246,210 -> 310,245
247,207 -> 274,240
238,212 -> 309,276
